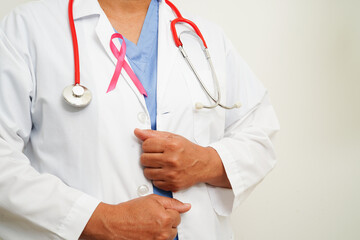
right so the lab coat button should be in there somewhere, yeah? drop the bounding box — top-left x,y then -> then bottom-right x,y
137,112 -> 148,124
137,185 -> 149,196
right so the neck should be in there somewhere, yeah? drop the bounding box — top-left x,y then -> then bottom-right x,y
98,0 -> 151,16
97,0 -> 152,44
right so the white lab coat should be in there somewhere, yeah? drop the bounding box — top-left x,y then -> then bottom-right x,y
0,0 -> 279,239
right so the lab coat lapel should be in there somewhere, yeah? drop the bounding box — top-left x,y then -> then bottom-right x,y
95,11 -> 117,66
74,0 -> 117,66
157,0 -> 181,104
73,0 -> 100,20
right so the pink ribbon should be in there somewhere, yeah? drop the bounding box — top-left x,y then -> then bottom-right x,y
107,33 -> 147,97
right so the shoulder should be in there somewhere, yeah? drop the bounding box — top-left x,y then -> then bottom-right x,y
1,0 -> 67,35
0,0 -> 68,73
0,0 -> 68,54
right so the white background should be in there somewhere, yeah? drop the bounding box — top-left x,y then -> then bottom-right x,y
1,0 -> 360,239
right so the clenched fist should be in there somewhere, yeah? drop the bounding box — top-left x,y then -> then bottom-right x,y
134,129 -> 231,192
81,194 -> 191,240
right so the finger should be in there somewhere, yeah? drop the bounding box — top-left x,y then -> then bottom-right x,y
142,138 -> 166,153
134,128 -> 153,141
141,153 -> 164,167
166,209 -> 181,228
155,195 -> 191,214
143,168 -> 165,181
134,129 -> 173,142
153,180 -> 171,192
153,180 -> 184,193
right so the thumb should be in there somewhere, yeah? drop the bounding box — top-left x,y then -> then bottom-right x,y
157,196 -> 191,214
134,128 -> 156,141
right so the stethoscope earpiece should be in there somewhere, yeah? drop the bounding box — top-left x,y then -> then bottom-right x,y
234,102 -> 242,108
195,102 -> 204,110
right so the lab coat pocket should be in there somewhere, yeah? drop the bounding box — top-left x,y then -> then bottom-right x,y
183,69 -> 226,146
193,106 -> 225,146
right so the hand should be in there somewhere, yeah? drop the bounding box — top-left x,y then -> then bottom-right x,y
134,129 -> 231,192
81,194 -> 191,240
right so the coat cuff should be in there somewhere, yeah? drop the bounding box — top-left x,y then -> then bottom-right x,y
57,194 -> 101,239
207,141 -> 245,216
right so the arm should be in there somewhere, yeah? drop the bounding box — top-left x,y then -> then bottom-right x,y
134,29 -> 279,216
134,93 -> 278,195
0,29 -> 100,239
134,128 -> 231,192
208,93 -> 279,216
0,28 -> 190,240
80,195 -> 190,240
206,31 -> 280,216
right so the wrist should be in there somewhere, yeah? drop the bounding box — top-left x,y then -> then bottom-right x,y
80,202 -> 112,240
203,147 -> 231,188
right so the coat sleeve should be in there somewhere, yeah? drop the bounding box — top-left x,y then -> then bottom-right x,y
0,29 -> 100,240
207,31 -> 280,216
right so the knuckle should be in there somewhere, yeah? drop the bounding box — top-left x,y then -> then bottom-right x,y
140,154 -> 147,164
164,227 -> 175,240
141,143 -> 147,152
166,156 -> 179,167
143,168 -> 150,178
165,183 -> 176,192
156,183 -> 169,191
162,215 -> 172,225
142,139 -> 151,151
157,232 -> 170,240
172,184 -> 181,192
166,139 -> 180,151
148,194 -> 161,203
165,170 -> 176,180
162,184 -> 172,192
173,179 -> 185,191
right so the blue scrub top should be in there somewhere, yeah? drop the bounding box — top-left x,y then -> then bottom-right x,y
117,1 -> 177,239
122,0 -> 158,131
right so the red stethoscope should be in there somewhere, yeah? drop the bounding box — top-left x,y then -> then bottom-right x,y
63,0 -> 241,110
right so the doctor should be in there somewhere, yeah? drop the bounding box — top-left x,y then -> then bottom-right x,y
0,0 -> 279,239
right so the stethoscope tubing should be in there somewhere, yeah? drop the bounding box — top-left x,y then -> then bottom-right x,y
68,0 -> 80,86
64,0 -> 241,110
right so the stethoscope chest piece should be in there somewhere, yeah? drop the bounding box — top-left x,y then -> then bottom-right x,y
63,84 -> 92,108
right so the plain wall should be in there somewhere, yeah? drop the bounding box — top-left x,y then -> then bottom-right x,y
1,0 -> 359,239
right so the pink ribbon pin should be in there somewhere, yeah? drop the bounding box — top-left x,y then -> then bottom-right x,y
107,33 -> 147,97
